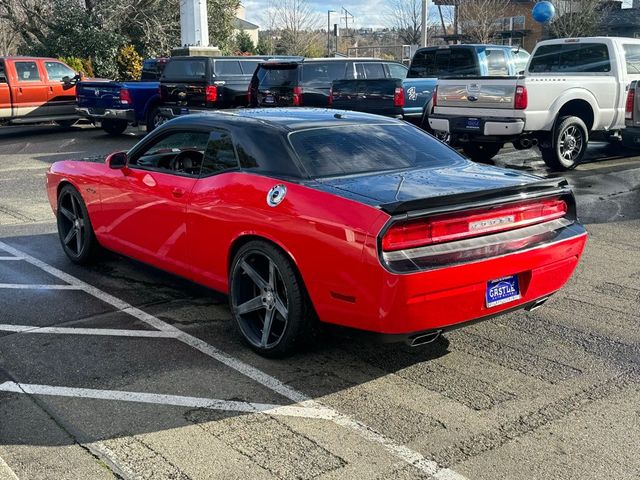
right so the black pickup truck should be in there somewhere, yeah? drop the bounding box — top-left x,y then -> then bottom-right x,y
156,55 -> 299,128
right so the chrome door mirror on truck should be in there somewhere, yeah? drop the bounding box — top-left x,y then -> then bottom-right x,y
106,151 -> 128,170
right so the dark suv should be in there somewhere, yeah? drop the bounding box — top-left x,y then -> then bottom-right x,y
248,58 -> 408,108
158,56 -> 300,122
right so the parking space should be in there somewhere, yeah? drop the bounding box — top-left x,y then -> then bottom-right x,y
1,125 -> 640,479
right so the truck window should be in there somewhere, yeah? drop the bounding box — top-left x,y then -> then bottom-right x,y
528,43 -> 611,73
485,49 -> 509,76
386,63 -> 408,79
214,60 -> 242,76
300,62 -> 346,87
354,62 -> 386,79
623,44 -> 640,75
241,60 -> 261,75
162,59 -> 207,80
15,61 -> 41,82
512,49 -> 530,73
44,61 -> 75,81
409,49 -> 477,78
0,62 -> 6,83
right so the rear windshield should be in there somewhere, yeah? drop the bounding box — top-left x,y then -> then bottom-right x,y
256,64 -> 298,87
528,43 -> 611,73
162,59 -> 207,79
289,124 -> 461,178
301,62 -> 346,87
409,48 -> 478,78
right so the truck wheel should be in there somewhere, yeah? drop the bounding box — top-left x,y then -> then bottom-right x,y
146,107 -> 166,132
102,119 -> 128,135
462,143 -> 502,163
540,116 -> 588,171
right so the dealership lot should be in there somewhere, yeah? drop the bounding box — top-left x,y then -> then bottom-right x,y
1,124 -> 640,480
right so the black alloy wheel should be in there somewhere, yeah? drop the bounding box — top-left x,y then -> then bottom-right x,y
56,185 -> 99,264
229,241 -> 311,357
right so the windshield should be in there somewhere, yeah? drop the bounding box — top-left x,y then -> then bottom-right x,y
289,124 -> 462,178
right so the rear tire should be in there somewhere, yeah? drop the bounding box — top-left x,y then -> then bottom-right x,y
540,116 -> 588,171
56,184 -> 100,264
102,119 -> 128,135
146,106 -> 166,132
462,142 -> 502,163
229,240 -> 313,358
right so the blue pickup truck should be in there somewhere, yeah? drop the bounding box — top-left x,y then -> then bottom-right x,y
330,44 -> 529,130
75,80 -> 161,135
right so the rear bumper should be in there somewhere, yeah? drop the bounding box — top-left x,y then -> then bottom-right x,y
76,107 -> 134,122
429,114 -> 525,138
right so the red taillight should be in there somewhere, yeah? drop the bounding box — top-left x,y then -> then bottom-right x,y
293,86 -> 303,106
394,87 -> 405,108
328,88 -> 333,106
432,85 -> 438,107
381,198 -> 567,252
514,85 -> 528,110
119,89 -> 132,105
205,85 -> 217,103
626,87 -> 635,120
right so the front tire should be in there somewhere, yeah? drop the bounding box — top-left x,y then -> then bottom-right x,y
229,240 -> 312,358
56,184 -> 100,264
540,116 -> 588,171
101,119 -> 128,135
462,142 -> 502,163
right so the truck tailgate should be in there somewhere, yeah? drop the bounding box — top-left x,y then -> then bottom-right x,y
331,79 -> 402,117
437,77 -> 520,109
76,82 -> 123,110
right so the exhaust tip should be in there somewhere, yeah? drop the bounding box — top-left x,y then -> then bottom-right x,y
407,330 -> 442,347
525,296 -> 550,312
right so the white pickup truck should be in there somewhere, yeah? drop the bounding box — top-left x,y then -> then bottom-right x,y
429,37 -> 640,170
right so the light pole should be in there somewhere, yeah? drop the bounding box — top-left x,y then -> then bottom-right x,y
327,10 -> 336,56
421,0 -> 428,47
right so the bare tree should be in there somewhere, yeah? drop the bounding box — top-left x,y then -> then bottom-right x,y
387,0 -> 422,46
456,0 -> 510,44
547,0 -> 608,39
267,0 -> 321,55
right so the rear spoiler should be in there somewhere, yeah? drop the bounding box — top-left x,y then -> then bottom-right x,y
380,178 -> 571,216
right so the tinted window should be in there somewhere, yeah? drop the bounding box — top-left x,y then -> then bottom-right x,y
289,124 -> 461,178
162,59 -> 207,79
133,131 -> 210,176
256,64 -> 298,87
301,62 -> 346,87
485,49 -> 509,76
0,63 -> 6,83
241,60 -> 261,75
214,60 -> 242,75
15,61 -> 40,82
387,63 -> 408,79
360,62 -> 386,79
528,43 -> 611,73
623,44 -> 640,74
409,49 -> 477,78
44,61 -> 75,81
201,130 -> 238,176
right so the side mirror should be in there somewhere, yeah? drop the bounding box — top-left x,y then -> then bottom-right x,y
106,151 -> 128,169
62,75 -> 71,85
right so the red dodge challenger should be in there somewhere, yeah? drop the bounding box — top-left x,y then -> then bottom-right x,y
46,109 -> 587,356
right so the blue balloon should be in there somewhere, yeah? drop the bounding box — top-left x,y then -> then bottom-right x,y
532,1 -> 556,24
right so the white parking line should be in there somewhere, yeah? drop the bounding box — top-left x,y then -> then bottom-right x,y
0,256 -> 23,261
0,284 -> 82,290
0,455 -> 19,480
0,240 -> 469,480
0,324 -> 179,338
0,381 -> 335,420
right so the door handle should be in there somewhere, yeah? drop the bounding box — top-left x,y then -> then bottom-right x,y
172,187 -> 186,198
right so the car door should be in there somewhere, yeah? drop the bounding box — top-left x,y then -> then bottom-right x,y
0,61 -> 11,120
10,60 -> 49,118
42,60 -> 77,116
99,129 -> 210,278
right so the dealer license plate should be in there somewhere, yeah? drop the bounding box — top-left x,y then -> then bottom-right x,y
466,118 -> 480,129
264,95 -> 275,104
486,275 -> 521,308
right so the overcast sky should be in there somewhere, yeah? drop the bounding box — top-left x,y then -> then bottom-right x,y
243,0 -> 635,30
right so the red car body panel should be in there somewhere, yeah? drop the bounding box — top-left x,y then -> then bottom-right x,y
46,155 -> 587,336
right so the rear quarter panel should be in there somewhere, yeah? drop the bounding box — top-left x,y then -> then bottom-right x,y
402,78 -> 437,117
46,160 -> 106,221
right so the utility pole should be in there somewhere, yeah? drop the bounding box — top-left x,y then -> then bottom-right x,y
327,10 -> 337,56
421,0 -> 428,47
341,7 -> 354,54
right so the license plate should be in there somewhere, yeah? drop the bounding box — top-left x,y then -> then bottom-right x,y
466,118 -> 480,129
486,275 -> 521,308
179,107 -> 189,114
264,95 -> 275,104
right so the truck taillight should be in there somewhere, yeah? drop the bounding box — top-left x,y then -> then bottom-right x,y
514,85 -> 527,110
394,87 -> 405,108
205,85 -> 217,103
626,87 -> 635,120
293,86 -> 303,106
119,89 -> 132,105
432,86 -> 438,107
381,198 -> 567,252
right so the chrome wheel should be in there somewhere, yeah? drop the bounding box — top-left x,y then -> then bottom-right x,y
559,125 -> 583,163
58,190 -> 86,257
231,251 -> 289,349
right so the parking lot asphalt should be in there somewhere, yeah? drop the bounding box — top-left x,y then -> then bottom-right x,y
1,123 -> 639,480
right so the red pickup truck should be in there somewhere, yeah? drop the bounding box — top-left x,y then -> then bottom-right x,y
0,57 -> 80,126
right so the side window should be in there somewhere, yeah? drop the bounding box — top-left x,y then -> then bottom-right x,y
623,44 -> 640,75
408,51 -> 428,77
529,43 -> 610,73
354,63 -> 365,79
512,49 -> 530,73
0,62 -> 6,83
214,61 -> 242,75
201,130 -> 239,176
132,131 -> 210,176
485,49 -> 509,76
15,61 -> 41,82
361,63 -> 386,79
387,63 -> 408,79
44,61 -> 76,81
